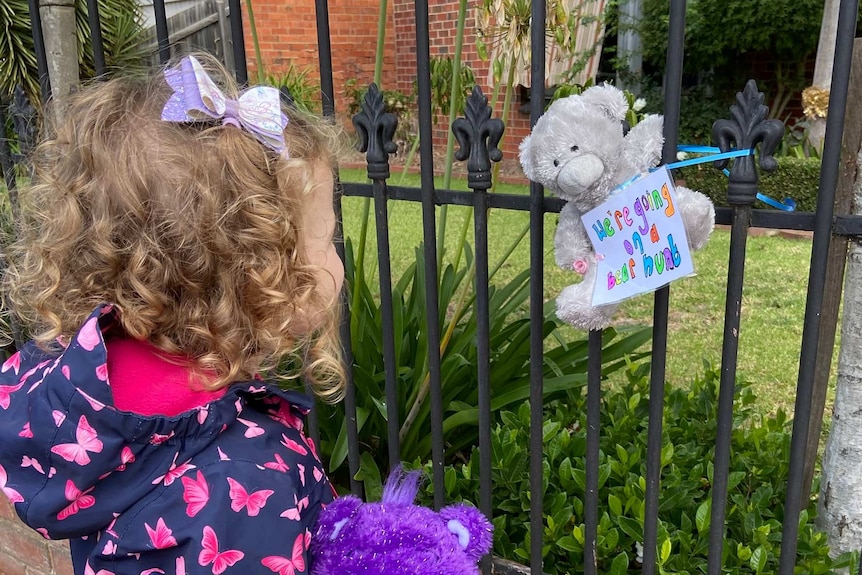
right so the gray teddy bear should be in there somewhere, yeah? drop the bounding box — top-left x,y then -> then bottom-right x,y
519,84 -> 715,331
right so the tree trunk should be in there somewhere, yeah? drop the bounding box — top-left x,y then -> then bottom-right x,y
809,0 -> 840,150
40,0 -> 79,121
817,149 -> 862,554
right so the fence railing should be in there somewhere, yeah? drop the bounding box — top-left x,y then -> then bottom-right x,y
7,1 -> 862,574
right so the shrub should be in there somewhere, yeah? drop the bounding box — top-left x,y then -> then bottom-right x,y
677,156 -> 821,213
0,0 -> 145,103
418,363 -> 857,575
265,64 -> 321,114
315,239 -> 652,491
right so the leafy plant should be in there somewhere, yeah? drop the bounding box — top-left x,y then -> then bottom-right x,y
428,56 -> 475,120
315,237 -> 652,491
678,156 -> 821,213
265,65 -> 321,114
0,0 -> 145,103
639,0 -> 823,119
422,363 -> 858,575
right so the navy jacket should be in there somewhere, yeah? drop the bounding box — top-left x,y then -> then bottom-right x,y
0,305 -> 333,575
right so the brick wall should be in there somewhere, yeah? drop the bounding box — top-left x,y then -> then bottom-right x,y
240,0 -> 398,122
240,0 -> 533,162
0,498 -> 72,575
393,0 -> 532,160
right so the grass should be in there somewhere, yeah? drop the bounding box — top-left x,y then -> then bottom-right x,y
338,167 -> 839,421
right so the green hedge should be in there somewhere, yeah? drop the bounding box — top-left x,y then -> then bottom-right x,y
677,156 -> 821,213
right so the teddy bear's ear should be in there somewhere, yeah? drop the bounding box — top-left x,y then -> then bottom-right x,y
578,83 -> 628,122
315,495 -> 363,541
518,134 -> 536,181
440,503 -> 494,561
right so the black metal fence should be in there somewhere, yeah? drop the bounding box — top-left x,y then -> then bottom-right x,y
8,0 -> 862,574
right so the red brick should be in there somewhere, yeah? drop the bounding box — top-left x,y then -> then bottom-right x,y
49,542 -> 74,575
0,498 -> 18,521
0,526 -> 51,574
0,550 -> 28,575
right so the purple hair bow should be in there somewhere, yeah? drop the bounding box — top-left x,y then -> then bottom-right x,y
161,55 -> 289,154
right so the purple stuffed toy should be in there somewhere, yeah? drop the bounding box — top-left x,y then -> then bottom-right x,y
311,468 -> 493,575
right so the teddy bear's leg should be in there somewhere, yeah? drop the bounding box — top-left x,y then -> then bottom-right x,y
674,186 -> 715,251
556,267 -> 618,331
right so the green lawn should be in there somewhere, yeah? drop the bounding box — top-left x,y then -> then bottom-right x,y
338,168 -> 838,420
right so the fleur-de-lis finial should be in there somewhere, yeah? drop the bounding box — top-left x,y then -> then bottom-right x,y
452,86 -> 504,191
352,83 -> 398,181
712,80 -> 784,206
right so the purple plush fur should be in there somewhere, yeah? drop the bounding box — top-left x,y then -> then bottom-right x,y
311,468 -> 493,575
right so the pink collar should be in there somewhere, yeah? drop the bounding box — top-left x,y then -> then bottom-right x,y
105,338 -> 226,416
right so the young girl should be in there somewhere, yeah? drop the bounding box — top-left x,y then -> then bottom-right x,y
0,53 -> 344,575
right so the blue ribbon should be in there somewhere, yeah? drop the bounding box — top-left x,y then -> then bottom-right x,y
613,145 -> 796,211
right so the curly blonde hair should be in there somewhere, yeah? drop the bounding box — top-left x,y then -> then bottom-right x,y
6,54 -> 345,402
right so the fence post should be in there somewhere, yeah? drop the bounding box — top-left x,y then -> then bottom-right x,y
802,37 -> 862,501
39,0 -> 79,119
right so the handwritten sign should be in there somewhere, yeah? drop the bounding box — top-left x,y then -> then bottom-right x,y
580,166 -> 694,306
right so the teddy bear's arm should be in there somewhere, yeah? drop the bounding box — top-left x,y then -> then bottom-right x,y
622,114 -> 664,174
673,185 -> 715,251
555,203 -> 594,272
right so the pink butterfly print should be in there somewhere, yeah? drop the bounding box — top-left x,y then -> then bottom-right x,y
77,317 -> 102,351
102,539 -> 117,555
198,526 -> 244,575
18,422 -> 33,438
197,406 -> 209,425
77,388 -> 106,411
51,415 -> 104,466
181,471 -> 210,518
248,384 -> 267,393
261,531 -> 310,575
152,453 -> 195,486
62,365 -> 71,379
263,453 -> 289,473
0,381 -> 23,410
2,351 -> 21,375
57,479 -> 95,520
296,463 -> 305,486
21,455 -> 45,474
95,363 -> 109,381
19,360 -> 50,384
140,570 -> 166,575
0,463 -> 24,503
280,434 -> 308,456
234,398 -> 243,415
267,402 -> 302,431
116,447 -> 136,471
36,527 -> 50,539
226,477 -> 273,516
312,466 -> 324,483
149,431 -> 175,445
84,561 -> 115,575
52,410 -> 66,427
279,494 -> 308,521
305,437 -> 319,459
176,556 -> 187,575
217,447 -> 230,461
145,518 -> 178,549
105,513 -> 120,537
237,418 -> 264,438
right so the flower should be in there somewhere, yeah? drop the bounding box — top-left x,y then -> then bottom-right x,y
802,86 -> 829,119
632,98 -> 646,112
676,151 -> 689,161
573,259 -> 589,274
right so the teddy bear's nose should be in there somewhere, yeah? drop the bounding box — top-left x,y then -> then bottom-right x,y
556,153 -> 604,193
